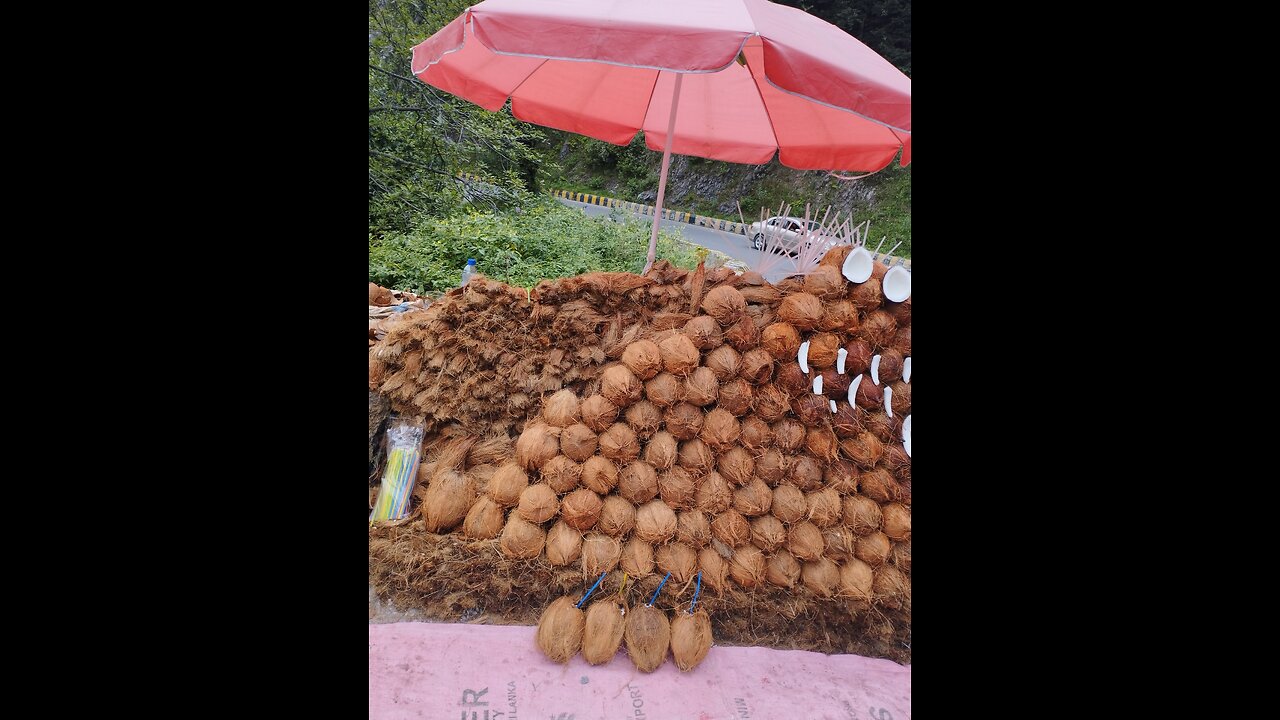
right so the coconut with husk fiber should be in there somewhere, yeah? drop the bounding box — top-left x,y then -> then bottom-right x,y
738,348 -> 774,384
753,385 -> 791,421
621,339 -> 662,380
683,367 -> 719,406
841,431 -> 884,469
802,557 -> 840,597
838,558 -> 874,600
546,520 -> 583,565
750,515 -> 787,552
658,333 -> 700,376
624,400 -> 663,439
824,459 -> 859,494
876,348 -> 905,384
517,483 -> 559,524
873,566 -> 909,609
580,394 -> 620,432
717,378 -> 754,416
787,521 -> 825,561
535,596 -> 584,664
694,470 -> 732,513
601,365 -> 643,407
618,461 -> 659,504
740,416 -> 773,449
499,514 -> 546,559
807,333 -> 841,369
755,449 -> 790,486
677,439 -> 715,476
855,531 -> 892,567
542,389 -> 581,427
823,527 -> 855,562
732,478 -> 773,517
488,462 -> 528,507
598,423 -> 640,462
677,510 -> 712,547
791,393 -> 828,427
462,496 -> 505,539
644,372 -> 684,408
820,299 -> 859,332
582,599 -> 626,665
655,543 -> 698,582
766,550 -> 802,588
423,470 -> 475,533
774,362 -> 809,397
881,503 -> 911,541
642,430 -> 678,470
664,403 -> 704,440
778,293 -> 823,330
843,495 -> 883,535
657,466 -> 696,509
711,510 -> 752,548
789,455 -> 825,491
819,368 -> 851,398
670,609 -> 713,671
635,500 -> 678,543
803,265 -> 845,298
761,322 -> 801,359
698,547 -> 730,591
683,316 -> 723,350
515,422 -> 560,470
703,345 -> 741,381
861,310 -> 897,350
624,604 -> 671,673
541,455 -> 582,493
699,409 -> 741,450
621,537 -> 655,576
702,285 -> 746,325
772,418 -> 806,453
581,456 -> 618,494
859,467 -> 904,503
582,533 -> 622,575
724,316 -> 761,351
728,544 -> 766,588
560,488 -> 603,530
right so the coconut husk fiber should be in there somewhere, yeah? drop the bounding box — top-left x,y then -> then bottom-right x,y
559,422 -> 598,462
621,339 -> 662,380
854,373 -> 883,410
823,527 -> 855,562
582,599 -> 627,665
864,411 -> 901,444
542,389 -> 580,427
825,459 -> 859,495
643,372 -> 684,408
704,345 -> 741,381
580,394 -> 620,433
889,381 -> 911,417
819,300 -> 859,333
750,514 -> 787,553
806,488 -> 843,528
761,322 -> 801,359
546,520 -> 583,565
536,596 -> 584,663
711,509 -> 752,547
624,603 -> 671,673
684,315 -> 723,350
717,378 -> 754,416
855,531 -> 892,567
684,367 -> 720,406
791,394 -> 829,427
541,454 -> 582,493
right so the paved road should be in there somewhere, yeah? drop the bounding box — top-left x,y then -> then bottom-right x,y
557,198 -> 797,280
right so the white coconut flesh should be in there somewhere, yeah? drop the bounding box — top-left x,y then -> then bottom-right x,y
813,374 -> 823,394
902,415 -> 911,457
829,399 -> 837,414
903,357 -> 911,384
842,246 -> 874,283
871,355 -> 881,385
883,265 -> 911,302
836,348 -> 848,374
847,374 -> 862,408
798,341 -> 810,374
884,386 -> 893,418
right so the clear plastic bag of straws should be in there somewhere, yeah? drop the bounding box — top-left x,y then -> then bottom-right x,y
369,417 -> 425,522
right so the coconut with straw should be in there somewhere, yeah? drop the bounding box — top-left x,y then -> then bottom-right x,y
624,400 -> 663,439
536,596 -> 585,664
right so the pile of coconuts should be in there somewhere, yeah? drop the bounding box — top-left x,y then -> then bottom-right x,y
376,250 -> 910,658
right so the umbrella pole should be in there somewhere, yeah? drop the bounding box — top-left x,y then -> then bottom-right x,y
643,72 -> 683,276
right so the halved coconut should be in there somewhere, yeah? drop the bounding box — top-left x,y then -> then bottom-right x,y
903,357 -> 911,384
883,265 -> 911,302
836,348 -> 848,374
798,341 -> 810,374
871,354 -> 881,386
847,373 -> 862,408
884,386 -> 893,418
842,245 -> 873,283
812,374 -> 823,395
902,414 -> 911,457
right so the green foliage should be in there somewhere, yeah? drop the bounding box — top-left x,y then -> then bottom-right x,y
858,164 -> 912,258
368,198 -> 699,293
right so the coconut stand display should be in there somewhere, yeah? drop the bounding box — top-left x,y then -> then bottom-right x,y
368,248 -> 912,667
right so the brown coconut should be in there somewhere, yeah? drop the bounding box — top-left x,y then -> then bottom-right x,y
765,550 -> 802,588
838,558 -> 874,600
699,408 -> 741,450
517,483 -> 559,524
643,430 -> 678,470
624,604 -> 671,673
724,316 -> 761,351
750,515 -> 788,552
683,315 -> 723,350
677,439 -> 715,476
670,609 -> 713,672
711,510 -> 752,547
462,496 -> 505,539
755,449 -> 789,485
581,456 -> 619,494
601,365 -> 643,407
621,538 -> 656,577
803,264 -> 845,298
861,310 -> 897,350
787,521 -> 825,561
542,389 -> 581,427
704,345 -> 741,381
824,459 -> 860,495
582,599 -> 626,665
515,422 -> 560,471
841,431 -> 884,470
702,285 -> 747,325
761,322 -> 802,359
882,443 -> 911,475
733,478 -> 773,517
802,557 -> 840,597
694,471 -> 732,513
819,299 -> 859,332
886,296 -> 911,326
843,495 -> 883,535
889,381 -> 911,417
488,462 -> 529,507
807,333 -> 841,369
717,378 -> 754,416
739,349 -> 774,385
822,526 -> 855,562
541,454 -> 583,493
698,547 -> 730,591
740,416 -> 774,449
778,364 -> 814,401
655,543 -> 698,582
560,488 -> 604,531
535,596 -> 584,664
664,403 -> 704,440
643,372 -> 684,408
716,447 -> 755,486
773,418 -> 806,452
881,503 -> 912,541
658,466 -> 697,509
791,394 -> 830,427
849,276 -> 883,312
739,283 -> 779,304
423,470 -> 476,533
864,411 -> 900,444
853,373 -> 883,410
819,368 -> 852,398
876,348 -> 904,384
597,495 -> 637,536
546,520 -> 584,565
635,500 -> 678,543
770,484 -> 807,524
805,488 -> 843,528
580,394 -> 620,432
753,385 -> 792,421
855,531 -> 892,567
859,467 -> 903,503
618,461 -> 659,504
499,514 -> 546,559
598,423 -> 641,462
677,510 -> 713,547
621,339 -> 663,380
683,367 -> 720,406
625,400 -> 664,439
778,293 -> 823,330
832,402 -> 863,438
582,533 -> 622,574
843,339 -> 874,376
873,565 -> 909,609
658,333 -> 700,376
728,544 -> 766,588
890,539 -> 912,572
789,455 -> 825,491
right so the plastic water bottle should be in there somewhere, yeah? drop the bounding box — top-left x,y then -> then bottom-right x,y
460,258 -> 476,287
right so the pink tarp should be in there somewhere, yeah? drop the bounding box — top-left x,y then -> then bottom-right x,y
370,622 -> 911,719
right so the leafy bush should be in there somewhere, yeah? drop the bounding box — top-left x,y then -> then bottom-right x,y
369,198 -> 700,293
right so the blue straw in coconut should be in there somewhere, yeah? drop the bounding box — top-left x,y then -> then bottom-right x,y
647,572 -> 672,607
576,572 -> 608,608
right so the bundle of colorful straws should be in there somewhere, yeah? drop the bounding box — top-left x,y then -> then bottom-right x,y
370,420 -> 424,522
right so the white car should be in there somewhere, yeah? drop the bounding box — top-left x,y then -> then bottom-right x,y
748,216 -> 825,254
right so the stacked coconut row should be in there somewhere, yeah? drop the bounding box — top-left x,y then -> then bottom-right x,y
416,271 -> 911,607
536,595 -> 713,673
